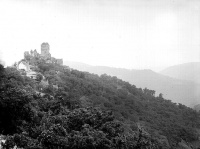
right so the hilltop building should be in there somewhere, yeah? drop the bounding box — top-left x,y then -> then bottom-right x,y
40,42 -> 63,64
17,61 -> 30,71
23,42 -> 63,65
17,42 -> 63,79
26,71 -> 37,79
41,43 -> 51,60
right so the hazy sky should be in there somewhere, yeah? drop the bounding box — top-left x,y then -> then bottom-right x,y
0,0 -> 199,71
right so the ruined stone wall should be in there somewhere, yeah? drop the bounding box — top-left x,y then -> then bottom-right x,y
56,59 -> 63,65
23,43 -> 63,67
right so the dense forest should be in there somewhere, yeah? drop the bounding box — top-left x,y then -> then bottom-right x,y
1,58 -> 200,148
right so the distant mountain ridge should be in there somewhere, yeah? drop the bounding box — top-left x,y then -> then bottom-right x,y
160,62 -> 200,84
64,61 -> 200,107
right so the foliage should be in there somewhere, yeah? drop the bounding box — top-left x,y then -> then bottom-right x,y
0,66 -> 33,134
36,74 -> 43,82
1,62 -> 200,148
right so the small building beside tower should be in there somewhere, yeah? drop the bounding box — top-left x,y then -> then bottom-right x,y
17,42 -> 63,80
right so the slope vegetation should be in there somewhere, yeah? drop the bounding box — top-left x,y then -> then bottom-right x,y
64,61 -> 200,107
1,60 -> 200,148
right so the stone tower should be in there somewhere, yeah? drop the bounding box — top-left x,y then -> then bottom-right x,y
41,42 -> 51,59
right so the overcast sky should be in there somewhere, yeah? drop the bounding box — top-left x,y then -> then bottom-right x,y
0,0 -> 199,71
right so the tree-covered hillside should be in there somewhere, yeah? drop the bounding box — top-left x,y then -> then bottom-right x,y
63,61 -> 200,107
1,61 -> 200,148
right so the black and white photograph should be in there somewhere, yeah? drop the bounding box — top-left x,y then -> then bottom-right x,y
0,0 -> 200,148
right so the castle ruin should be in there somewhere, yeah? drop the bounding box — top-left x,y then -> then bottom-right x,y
22,42 -> 63,65
41,42 -> 51,60
17,42 -> 63,80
